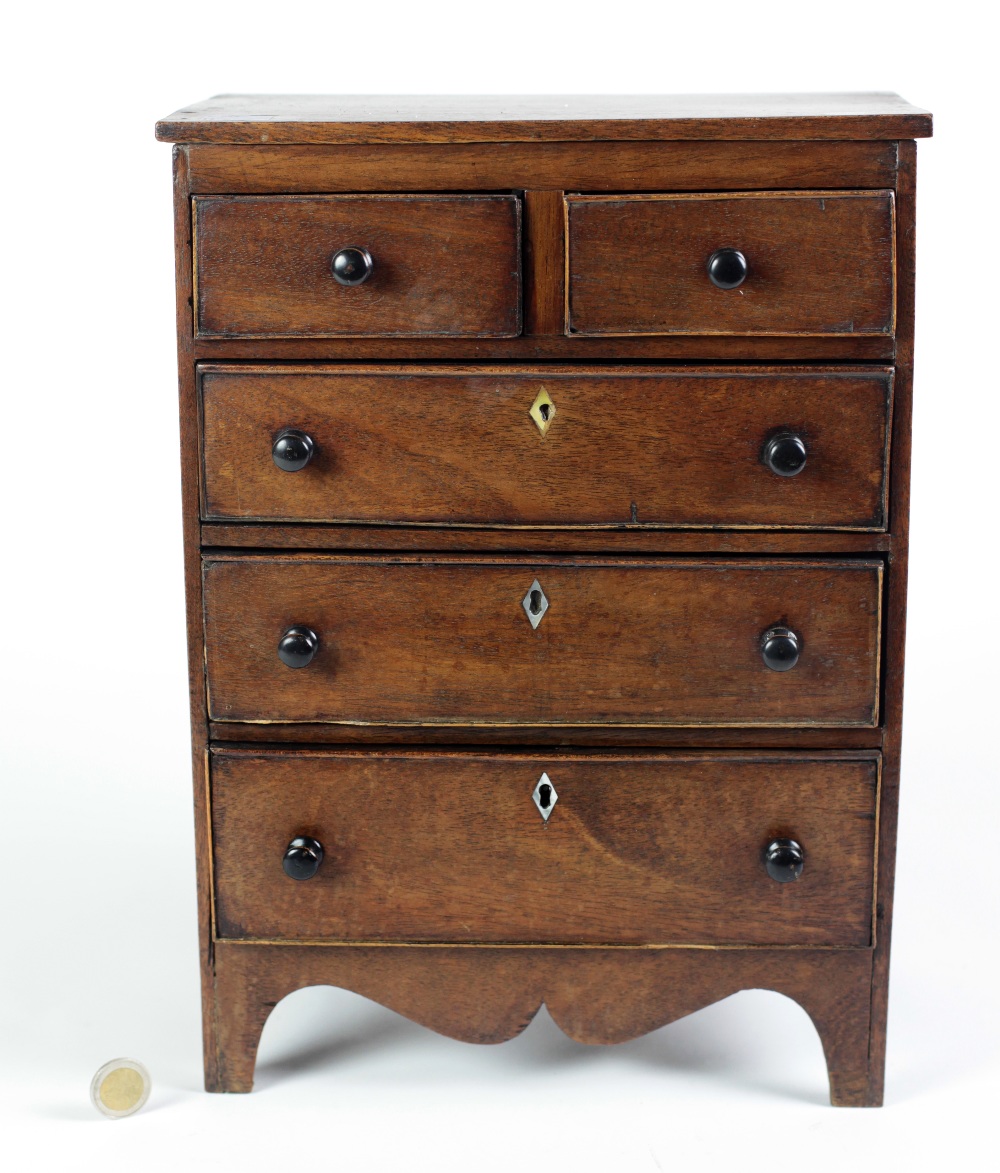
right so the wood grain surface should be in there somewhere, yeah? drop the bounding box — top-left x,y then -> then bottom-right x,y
567,192 -> 895,336
211,750 -> 878,946
199,522 -> 893,555
199,365 -> 892,529
156,92 -> 932,144
184,140 -> 900,194
206,722 -> 885,750
194,195 -> 521,338
207,941 -> 877,1103
202,556 -> 883,727
864,137 -> 919,1107
192,332 -> 896,363
523,191 -> 566,334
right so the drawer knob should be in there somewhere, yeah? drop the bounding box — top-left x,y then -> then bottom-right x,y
763,431 -> 808,477
278,625 -> 320,668
706,247 -> 748,290
331,246 -> 374,286
272,428 -> 315,472
760,626 -> 800,672
283,836 -> 324,881
765,838 -> 805,883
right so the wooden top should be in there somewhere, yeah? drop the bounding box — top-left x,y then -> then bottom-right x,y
156,93 -> 932,145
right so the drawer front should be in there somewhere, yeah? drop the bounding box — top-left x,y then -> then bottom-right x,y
193,195 -> 521,338
203,557 -> 882,727
567,191 -> 895,336
200,365 -> 892,530
211,750 -> 878,946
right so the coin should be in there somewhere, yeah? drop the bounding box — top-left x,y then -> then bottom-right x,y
90,1058 -> 151,1118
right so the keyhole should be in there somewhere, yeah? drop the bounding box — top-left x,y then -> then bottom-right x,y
539,403 -> 550,421
538,783 -> 552,809
529,589 -> 543,615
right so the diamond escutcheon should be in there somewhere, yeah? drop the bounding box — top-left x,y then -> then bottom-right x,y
532,773 -> 558,821
521,579 -> 549,629
528,387 -> 557,436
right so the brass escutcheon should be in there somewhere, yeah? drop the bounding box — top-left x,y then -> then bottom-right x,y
528,388 -> 557,437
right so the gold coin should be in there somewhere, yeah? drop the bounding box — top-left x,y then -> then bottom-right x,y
90,1059 -> 151,1118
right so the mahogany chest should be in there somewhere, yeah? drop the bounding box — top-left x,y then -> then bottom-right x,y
156,93 -> 932,1105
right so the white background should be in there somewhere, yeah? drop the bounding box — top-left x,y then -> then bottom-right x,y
1,1 -> 997,1168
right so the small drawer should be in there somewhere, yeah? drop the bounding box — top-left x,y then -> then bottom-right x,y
211,749 -> 879,946
566,191 -> 895,336
202,556 -> 882,727
193,195 -> 522,338
199,364 -> 892,530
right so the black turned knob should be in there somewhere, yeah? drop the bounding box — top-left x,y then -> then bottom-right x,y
763,431 -> 808,477
765,838 -> 805,883
272,428 -> 315,472
707,247 -> 748,289
760,626 -> 800,672
278,625 -> 319,668
331,246 -> 373,286
283,836 -> 324,881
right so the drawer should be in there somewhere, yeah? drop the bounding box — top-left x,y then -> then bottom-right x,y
203,557 -> 882,727
211,750 -> 879,946
200,365 -> 892,530
566,191 -> 895,336
193,195 -> 522,338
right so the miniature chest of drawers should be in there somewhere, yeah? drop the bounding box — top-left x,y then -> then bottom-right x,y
156,93 -> 932,1105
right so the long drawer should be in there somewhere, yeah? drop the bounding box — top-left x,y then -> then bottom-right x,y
211,750 -> 879,946
566,191 -> 895,336
202,556 -> 883,727
199,365 -> 893,530
193,194 -> 522,338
